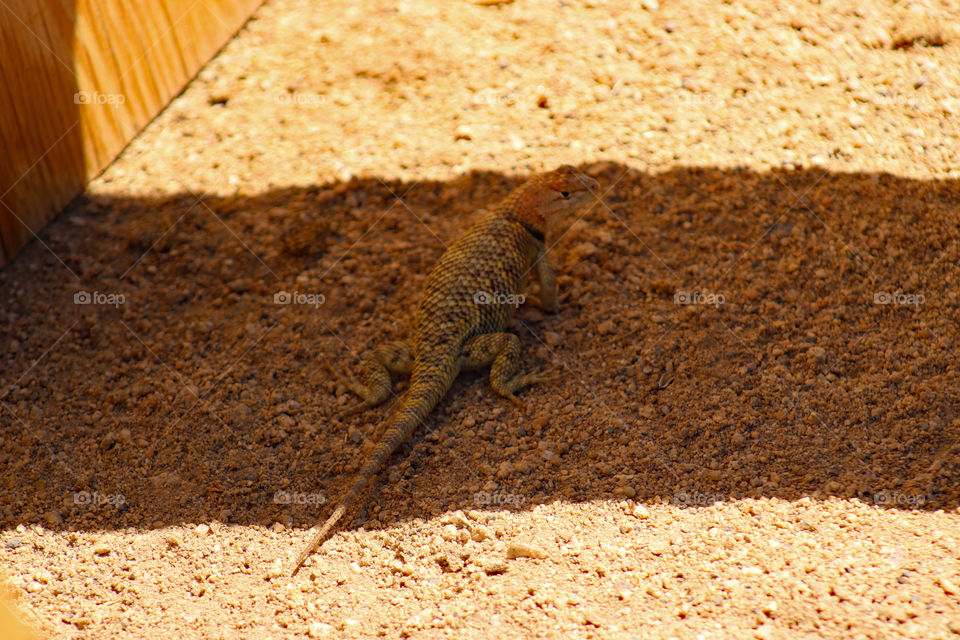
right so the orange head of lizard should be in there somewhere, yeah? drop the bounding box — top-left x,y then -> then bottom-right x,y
512,165 -> 599,237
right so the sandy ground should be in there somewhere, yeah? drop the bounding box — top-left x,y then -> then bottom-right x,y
2,0 -> 960,638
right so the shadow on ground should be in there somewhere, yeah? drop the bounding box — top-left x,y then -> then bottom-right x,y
1,163 -> 958,534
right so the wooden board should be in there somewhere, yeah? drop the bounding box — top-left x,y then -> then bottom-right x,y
0,0 -> 263,265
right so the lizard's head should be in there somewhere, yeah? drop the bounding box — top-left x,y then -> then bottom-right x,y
512,165 -> 599,236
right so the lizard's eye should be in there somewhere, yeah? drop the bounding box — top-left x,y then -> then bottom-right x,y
560,191 -> 570,198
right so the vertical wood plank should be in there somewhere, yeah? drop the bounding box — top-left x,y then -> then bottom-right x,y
0,0 -> 263,266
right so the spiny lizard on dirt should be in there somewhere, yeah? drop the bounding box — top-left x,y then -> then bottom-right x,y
291,165 -> 599,575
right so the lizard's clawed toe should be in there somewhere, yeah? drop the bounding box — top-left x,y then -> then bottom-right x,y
336,401 -> 371,419
506,394 -> 526,411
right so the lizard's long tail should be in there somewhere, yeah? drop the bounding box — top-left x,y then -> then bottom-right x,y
290,354 -> 456,575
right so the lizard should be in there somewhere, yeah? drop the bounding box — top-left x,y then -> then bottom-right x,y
290,165 -> 599,575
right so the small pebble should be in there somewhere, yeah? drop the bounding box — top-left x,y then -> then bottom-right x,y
506,541 -> 548,560
308,622 -> 334,637
44,511 -> 63,527
938,576 -> 959,595
264,558 -> 284,579
648,539 -> 669,555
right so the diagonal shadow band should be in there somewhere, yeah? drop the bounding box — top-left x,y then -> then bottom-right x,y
1,163 -> 957,535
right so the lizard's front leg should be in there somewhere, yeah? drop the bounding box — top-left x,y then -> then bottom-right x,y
459,333 -> 556,408
533,246 -> 558,312
329,340 -> 414,408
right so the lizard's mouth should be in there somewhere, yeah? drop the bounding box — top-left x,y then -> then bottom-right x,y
580,175 -> 600,192
570,187 -> 598,207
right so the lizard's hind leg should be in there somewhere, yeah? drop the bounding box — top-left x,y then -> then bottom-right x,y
329,340 -> 414,413
459,333 -> 557,409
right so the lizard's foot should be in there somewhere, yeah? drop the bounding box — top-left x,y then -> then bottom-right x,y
501,391 -> 525,411
461,332 -> 557,405
336,401 -> 374,419
326,340 -> 414,407
326,363 -> 373,401
493,369 -> 558,409
508,367 -> 561,389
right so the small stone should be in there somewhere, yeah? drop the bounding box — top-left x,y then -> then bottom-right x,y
264,558 -> 284,579
632,505 -> 650,519
406,608 -> 435,629
195,523 -> 211,537
597,320 -> 615,335
754,624 -> 775,639
543,331 -> 562,347
483,561 -> 508,575
441,512 -> 471,529
471,526 -> 492,542
308,622 -> 334,637
5,538 -> 21,549
93,542 -> 111,556
581,607 -> 604,626
506,541 -> 548,560
440,524 -> 459,541
227,279 -> 250,293
938,576 -> 959,595
574,242 -> 598,258
44,511 -> 63,527
648,539 -> 668,555
830,585 -> 857,603
619,521 -> 633,534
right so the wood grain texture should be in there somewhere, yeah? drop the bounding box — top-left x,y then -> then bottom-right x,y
0,0 -> 262,265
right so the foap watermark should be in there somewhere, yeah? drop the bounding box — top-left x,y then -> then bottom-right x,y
871,94 -> 924,108
469,88 -> 522,107
274,92 -> 325,107
473,291 -> 526,308
872,491 -> 926,507
674,290 -> 725,308
473,491 -> 526,508
74,91 -> 125,107
670,92 -> 726,106
74,290 -> 125,307
874,291 -> 924,308
274,291 -> 325,308
672,491 -> 726,506
73,491 -> 126,507
273,491 -> 326,505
